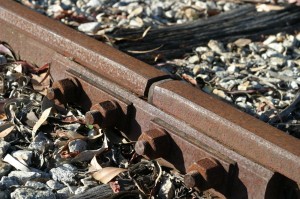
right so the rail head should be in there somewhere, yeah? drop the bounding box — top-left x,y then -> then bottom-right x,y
150,80 -> 300,184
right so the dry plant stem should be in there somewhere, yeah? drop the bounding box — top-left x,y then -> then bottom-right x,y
269,92 -> 300,123
111,5 -> 300,62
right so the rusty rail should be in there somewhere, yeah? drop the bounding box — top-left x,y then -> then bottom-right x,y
0,1 -> 299,198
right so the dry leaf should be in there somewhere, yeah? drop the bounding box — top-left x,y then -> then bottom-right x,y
127,44 -> 163,54
155,158 -> 178,172
89,156 -> 102,173
182,73 -> 197,86
234,38 -> 252,48
0,124 -> 15,138
56,130 -> 85,140
71,137 -> 108,162
32,107 -> 52,138
92,167 -> 127,184
31,71 -> 50,95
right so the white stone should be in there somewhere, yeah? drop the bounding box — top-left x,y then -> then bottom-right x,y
78,22 -> 102,33
87,0 -> 102,7
263,35 -> 276,45
195,46 -> 209,53
290,81 -> 299,90
188,55 -> 200,64
227,65 -> 239,74
268,43 -> 284,54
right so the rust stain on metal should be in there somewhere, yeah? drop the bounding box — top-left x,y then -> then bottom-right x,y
151,80 -> 300,184
0,1 -> 299,197
135,128 -> 170,159
86,100 -> 121,128
46,78 -> 79,104
185,158 -> 224,191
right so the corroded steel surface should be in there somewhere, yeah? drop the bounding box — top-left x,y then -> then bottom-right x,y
150,80 -> 300,184
0,1 -> 299,198
0,0 -> 169,96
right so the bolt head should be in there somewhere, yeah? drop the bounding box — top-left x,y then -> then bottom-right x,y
187,158 -> 224,189
46,87 -> 60,100
90,100 -> 120,128
85,110 -> 102,125
184,170 -> 204,188
136,129 -> 169,159
134,140 -> 151,156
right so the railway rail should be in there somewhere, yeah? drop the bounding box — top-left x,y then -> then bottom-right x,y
0,0 -> 299,198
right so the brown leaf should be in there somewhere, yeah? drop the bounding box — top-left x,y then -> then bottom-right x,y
89,156 -> 102,173
182,73 -> 197,86
155,158 -> 179,172
92,167 -> 127,184
32,107 -> 52,138
56,130 -> 85,140
0,123 -> 14,138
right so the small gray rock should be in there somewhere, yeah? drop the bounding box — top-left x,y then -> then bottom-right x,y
0,176 -> 20,188
8,171 -> 42,184
61,0 -> 73,10
0,140 -> 10,157
265,49 -> 279,58
0,55 -> 7,65
263,35 -> 276,45
249,43 -> 260,53
290,81 -> 299,90
0,160 -> 11,178
87,0 -> 102,7
78,22 -> 102,33
50,164 -> 76,183
287,60 -> 295,68
268,43 -> 284,54
29,132 -> 53,152
0,190 -> 10,199
12,150 -> 33,166
68,139 -> 87,153
25,181 -> 48,190
270,57 -> 286,67
56,186 -> 76,198
75,185 -> 90,194
201,51 -> 214,63
227,65 -> 239,74
195,46 -> 209,53
223,2 -> 238,11
46,180 -> 65,190
11,188 -> 56,199
296,33 -> 300,41
212,66 -> 224,72
208,40 -> 225,54
81,177 -> 98,187
188,55 -> 199,64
